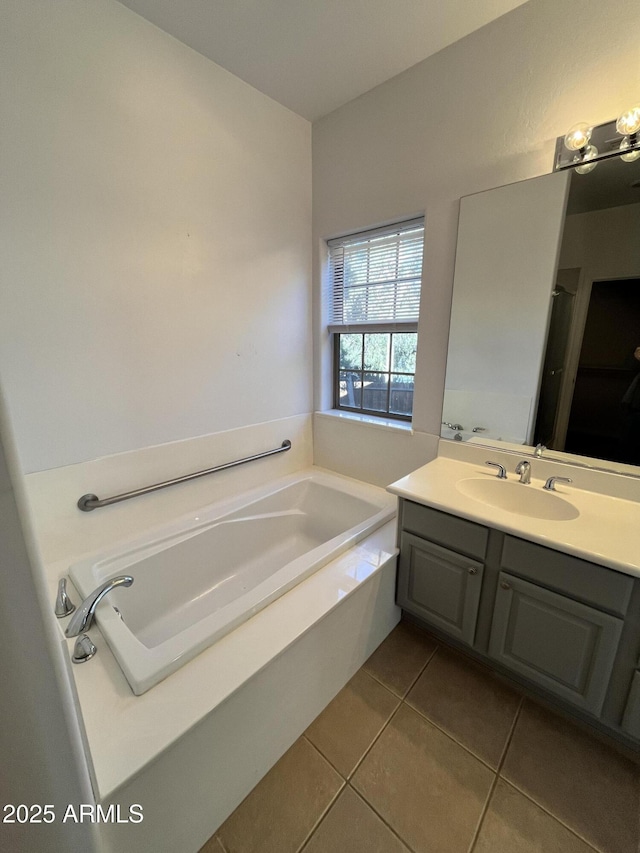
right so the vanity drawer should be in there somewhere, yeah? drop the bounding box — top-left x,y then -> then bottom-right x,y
401,500 -> 488,560
500,536 -> 633,617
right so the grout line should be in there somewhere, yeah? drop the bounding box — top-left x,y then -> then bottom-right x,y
467,696 -> 524,853
358,666 -> 409,703
361,666 -> 405,699
296,774 -> 347,853
346,783 -> 418,853
402,688 -> 521,775
213,833 -> 228,853
496,700 -> 635,853
299,642 -> 436,852
362,638 -> 439,701
299,683 -> 413,851
347,701 -> 404,782
497,695 -> 524,771
401,642 -> 439,698
489,699 -> 613,853
496,779 -> 603,853
302,734 -> 348,781
498,776 -> 607,853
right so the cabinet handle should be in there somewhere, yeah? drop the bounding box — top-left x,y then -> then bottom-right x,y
468,567 -> 478,575
500,581 -> 511,590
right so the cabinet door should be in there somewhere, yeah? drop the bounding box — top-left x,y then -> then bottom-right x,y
622,671 -> 640,740
489,572 -> 623,715
397,532 -> 484,645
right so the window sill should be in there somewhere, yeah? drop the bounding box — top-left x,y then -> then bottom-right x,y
315,409 -> 414,435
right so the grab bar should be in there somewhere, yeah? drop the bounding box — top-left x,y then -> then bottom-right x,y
77,440 -> 292,512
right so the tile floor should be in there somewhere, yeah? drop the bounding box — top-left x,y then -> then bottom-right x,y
201,620 -> 640,853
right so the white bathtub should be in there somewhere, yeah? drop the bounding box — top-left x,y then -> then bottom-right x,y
69,469 -> 396,694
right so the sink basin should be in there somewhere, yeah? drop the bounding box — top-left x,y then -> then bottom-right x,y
456,477 -> 579,521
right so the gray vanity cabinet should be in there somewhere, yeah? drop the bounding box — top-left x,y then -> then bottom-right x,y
396,502 -> 488,645
396,498 -> 640,749
622,671 -> 640,739
397,532 -> 484,645
488,572 -> 623,715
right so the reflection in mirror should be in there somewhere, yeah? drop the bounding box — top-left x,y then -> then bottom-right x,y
443,156 -> 640,473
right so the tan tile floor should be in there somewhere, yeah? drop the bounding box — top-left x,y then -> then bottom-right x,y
202,620 -> 640,853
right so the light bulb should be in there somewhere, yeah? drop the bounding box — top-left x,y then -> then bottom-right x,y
564,123 -> 592,152
620,136 -> 640,162
574,144 -> 598,174
616,105 -> 640,136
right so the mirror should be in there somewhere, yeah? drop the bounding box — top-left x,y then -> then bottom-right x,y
443,155 -> 640,474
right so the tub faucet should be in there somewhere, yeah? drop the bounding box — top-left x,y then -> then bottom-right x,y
65,576 -> 134,638
515,460 -> 531,484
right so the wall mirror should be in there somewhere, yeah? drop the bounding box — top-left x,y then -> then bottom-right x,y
442,154 -> 640,474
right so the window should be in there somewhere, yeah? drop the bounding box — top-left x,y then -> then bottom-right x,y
327,218 -> 424,420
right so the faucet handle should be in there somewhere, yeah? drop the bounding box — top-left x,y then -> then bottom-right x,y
72,634 -> 97,664
485,461 -> 507,479
543,476 -> 572,491
55,578 -> 76,618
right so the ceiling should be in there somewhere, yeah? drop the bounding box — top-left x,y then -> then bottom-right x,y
117,0 -> 530,121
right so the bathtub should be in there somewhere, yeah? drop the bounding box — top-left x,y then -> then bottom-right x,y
68,469 -> 396,695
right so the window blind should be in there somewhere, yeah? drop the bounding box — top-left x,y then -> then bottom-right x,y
328,218 -> 424,332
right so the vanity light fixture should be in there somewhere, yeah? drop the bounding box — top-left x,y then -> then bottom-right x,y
562,123 -> 598,173
554,104 -> 640,172
617,105 -> 640,162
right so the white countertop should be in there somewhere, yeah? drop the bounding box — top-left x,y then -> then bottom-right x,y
388,457 -> 640,577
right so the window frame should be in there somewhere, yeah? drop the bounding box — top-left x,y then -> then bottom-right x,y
327,217 -> 424,422
333,329 -> 417,421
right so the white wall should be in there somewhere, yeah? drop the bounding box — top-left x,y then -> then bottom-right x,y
0,389 -> 97,853
313,0 -> 640,483
0,0 -> 311,474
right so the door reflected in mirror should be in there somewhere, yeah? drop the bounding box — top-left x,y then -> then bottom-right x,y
443,156 -> 640,473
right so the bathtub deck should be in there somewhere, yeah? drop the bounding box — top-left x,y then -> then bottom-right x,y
52,520 -> 397,803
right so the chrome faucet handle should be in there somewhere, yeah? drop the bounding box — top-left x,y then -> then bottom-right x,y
485,461 -> 507,479
72,634 -> 97,664
443,421 -> 465,431
534,444 -> 546,457
55,578 -> 76,618
65,575 -> 134,638
543,476 -> 572,492
515,460 -> 532,484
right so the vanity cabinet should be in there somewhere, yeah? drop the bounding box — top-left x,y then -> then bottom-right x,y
622,670 -> 640,739
396,498 -> 640,749
489,572 -> 622,715
488,534 -> 631,716
398,533 -> 483,645
397,502 -> 488,645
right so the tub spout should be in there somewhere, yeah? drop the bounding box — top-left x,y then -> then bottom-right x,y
65,576 -> 134,637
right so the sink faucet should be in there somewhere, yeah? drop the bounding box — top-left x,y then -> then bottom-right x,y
65,576 -> 134,637
485,461 -> 507,479
515,460 -> 531,484
543,476 -> 572,492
